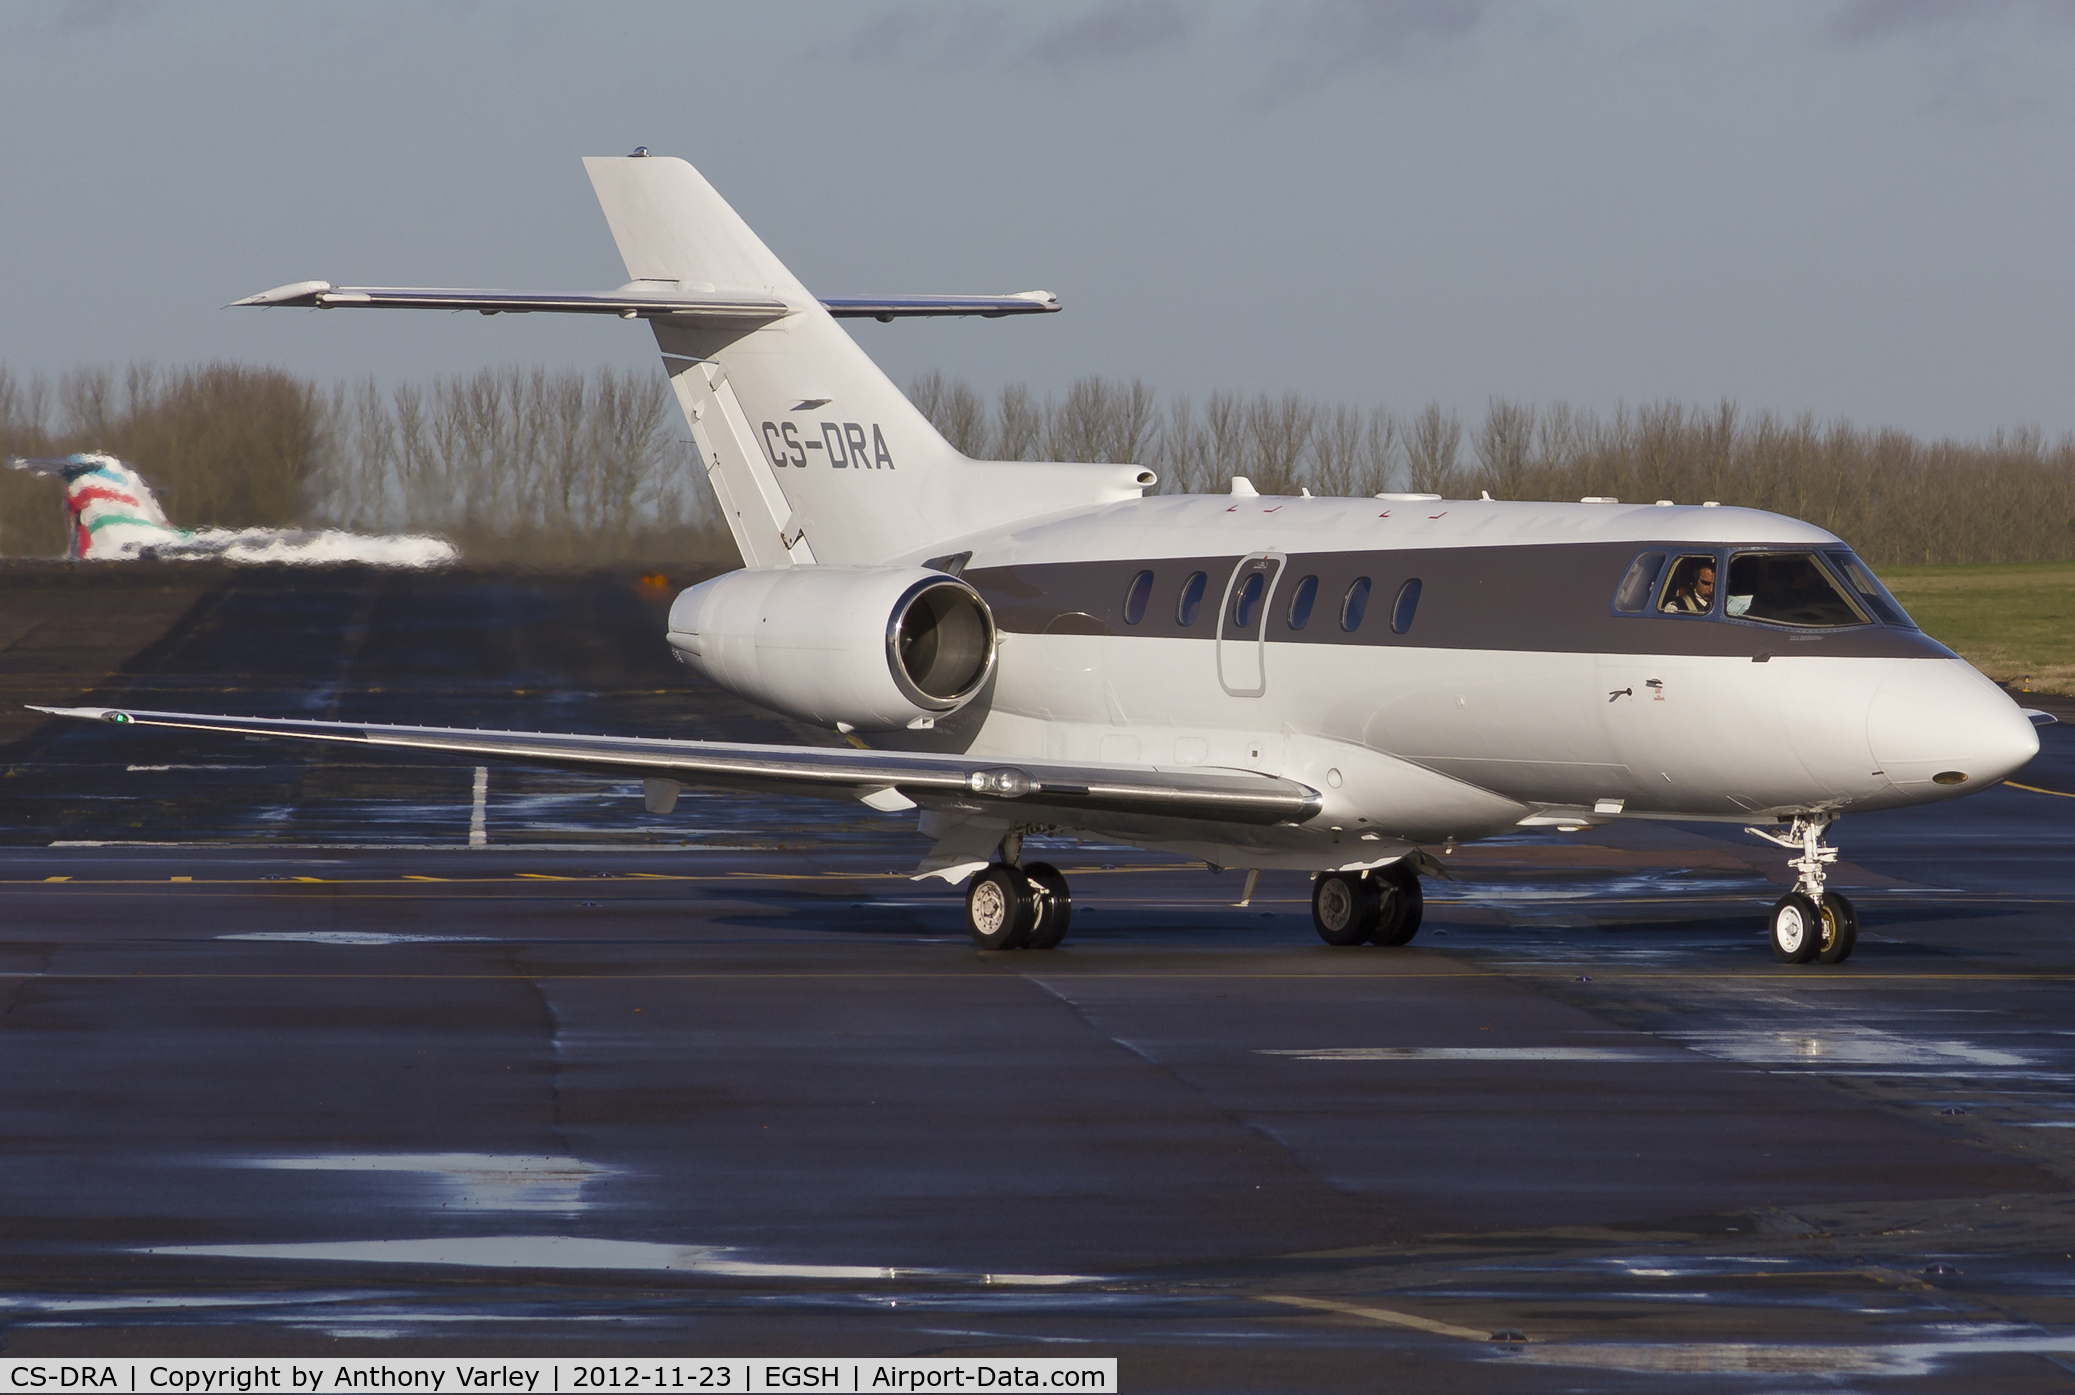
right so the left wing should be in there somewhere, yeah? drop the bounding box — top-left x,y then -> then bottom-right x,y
30,706 -> 1320,828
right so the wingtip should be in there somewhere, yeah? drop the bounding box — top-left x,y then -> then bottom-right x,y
231,279 -> 333,308
28,704 -> 118,721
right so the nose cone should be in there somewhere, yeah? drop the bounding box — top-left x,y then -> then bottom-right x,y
1868,660 -> 2038,801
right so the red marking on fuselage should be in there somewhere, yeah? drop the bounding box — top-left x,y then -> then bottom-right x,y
70,486 -> 141,509
1428,511 -> 1448,519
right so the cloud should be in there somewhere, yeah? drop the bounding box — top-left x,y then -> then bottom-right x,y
1825,0 -> 2075,43
1287,0 -> 1499,66
56,0 -> 160,30
834,1 -> 1195,72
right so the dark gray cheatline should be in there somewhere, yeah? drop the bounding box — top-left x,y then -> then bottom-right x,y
967,541 -> 1952,661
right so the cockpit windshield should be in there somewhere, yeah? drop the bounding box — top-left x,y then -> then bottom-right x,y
1724,552 -> 1868,628
1824,550 -> 1917,628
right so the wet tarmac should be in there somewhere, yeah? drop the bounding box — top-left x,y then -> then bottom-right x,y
4,567 -> 2075,1390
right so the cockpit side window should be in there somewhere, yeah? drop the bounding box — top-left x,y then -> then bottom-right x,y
1612,551 -> 1667,614
1824,550 -> 1916,628
1724,552 -> 1869,628
1656,554 -> 1718,616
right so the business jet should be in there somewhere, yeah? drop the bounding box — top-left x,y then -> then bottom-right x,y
10,453 -> 457,567
34,150 -> 2044,966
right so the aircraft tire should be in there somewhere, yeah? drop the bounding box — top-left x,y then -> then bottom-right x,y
1816,892 -> 1858,966
967,865 -> 1036,951
1022,861 -> 1072,950
1769,892 -> 1823,964
1312,872 -> 1378,947
1370,869 -> 1424,946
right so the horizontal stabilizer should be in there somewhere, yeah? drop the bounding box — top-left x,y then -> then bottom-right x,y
29,706 -> 1322,827
234,281 -> 1059,322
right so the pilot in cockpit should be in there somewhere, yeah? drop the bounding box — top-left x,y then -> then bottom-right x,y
1661,559 -> 1716,614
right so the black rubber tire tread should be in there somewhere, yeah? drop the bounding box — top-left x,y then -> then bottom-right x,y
1022,861 -> 1072,950
1817,891 -> 1858,965
1770,892 -> 1822,964
966,865 -> 1036,951
1312,872 -> 1378,947
1370,872 -> 1424,946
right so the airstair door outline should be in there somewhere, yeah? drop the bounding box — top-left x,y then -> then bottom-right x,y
1216,552 -> 1285,698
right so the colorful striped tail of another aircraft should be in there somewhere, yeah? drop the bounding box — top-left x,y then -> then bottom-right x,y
8,453 -> 457,567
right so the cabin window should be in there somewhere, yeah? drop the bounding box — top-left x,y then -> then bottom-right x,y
1231,571 -> 1267,631
1341,577 -> 1372,632
1390,578 -> 1423,634
1122,569 -> 1155,625
1286,574 -> 1319,630
1824,550 -> 1916,627
1176,571 -> 1208,627
1612,551 -> 1667,613
1724,552 -> 1867,628
1656,554 -> 1718,616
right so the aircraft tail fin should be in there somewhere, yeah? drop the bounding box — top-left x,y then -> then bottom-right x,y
9,453 -> 186,559
582,155 -> 1150,568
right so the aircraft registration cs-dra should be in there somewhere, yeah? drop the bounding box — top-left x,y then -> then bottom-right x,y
37,150 -> 2046,964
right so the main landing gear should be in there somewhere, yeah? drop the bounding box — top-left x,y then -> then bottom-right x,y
1749,816 -> 1857,966
1311,862 -> 1423,947
964,836 -> 1071,951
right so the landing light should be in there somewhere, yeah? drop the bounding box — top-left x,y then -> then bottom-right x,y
1933,771 -> 1968,785
968,767 -> 1036,798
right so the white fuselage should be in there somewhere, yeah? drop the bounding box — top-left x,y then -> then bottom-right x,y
899,493 -> 2036,871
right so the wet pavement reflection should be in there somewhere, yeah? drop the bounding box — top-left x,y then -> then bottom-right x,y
4,566 -> 2075,1390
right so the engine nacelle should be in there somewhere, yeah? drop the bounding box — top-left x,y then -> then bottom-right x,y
666,566 -> 997,731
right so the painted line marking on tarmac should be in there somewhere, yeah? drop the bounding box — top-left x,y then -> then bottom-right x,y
2007,781 -> 2075,799
1258,1293 -> 1501,1342
42,876 -> 69,882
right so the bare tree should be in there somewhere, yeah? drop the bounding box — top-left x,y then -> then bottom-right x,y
1405,402 -> 1463,495
1043,376 -> 1159,464
1472,397 -> 1537,499
996,383 -> 1042,461
909,371 -> 991,457
1244,392 -> 1316,495
1308,403 -> 1366,497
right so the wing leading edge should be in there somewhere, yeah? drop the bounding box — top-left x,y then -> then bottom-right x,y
29,706 -> 1320,828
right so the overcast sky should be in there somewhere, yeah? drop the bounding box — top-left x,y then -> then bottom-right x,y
3,1 -> 2072,441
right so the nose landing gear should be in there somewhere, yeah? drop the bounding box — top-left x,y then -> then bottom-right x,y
1750,816 -> 1857,965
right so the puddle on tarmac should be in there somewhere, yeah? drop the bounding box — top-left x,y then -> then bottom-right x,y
1494,1329 -> 2075,1377
1670,1028 -> 2029,1069
1262,1047 -> 1683,1062
142,1235 -> 1098,1287
220,932 -> 483,946
236,1153 -> 612,1212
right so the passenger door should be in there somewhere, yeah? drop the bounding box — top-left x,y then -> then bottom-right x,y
1217,552 -> 1285,697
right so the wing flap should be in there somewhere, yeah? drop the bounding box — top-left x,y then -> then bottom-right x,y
30,707 -> 1321,827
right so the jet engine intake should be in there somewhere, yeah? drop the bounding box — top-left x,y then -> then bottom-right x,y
667,566 -> 996,731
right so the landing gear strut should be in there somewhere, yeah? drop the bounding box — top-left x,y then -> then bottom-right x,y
1749,816 -> 1857,966
964,837 -> 1072,951
1311,863 -> 1423,947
